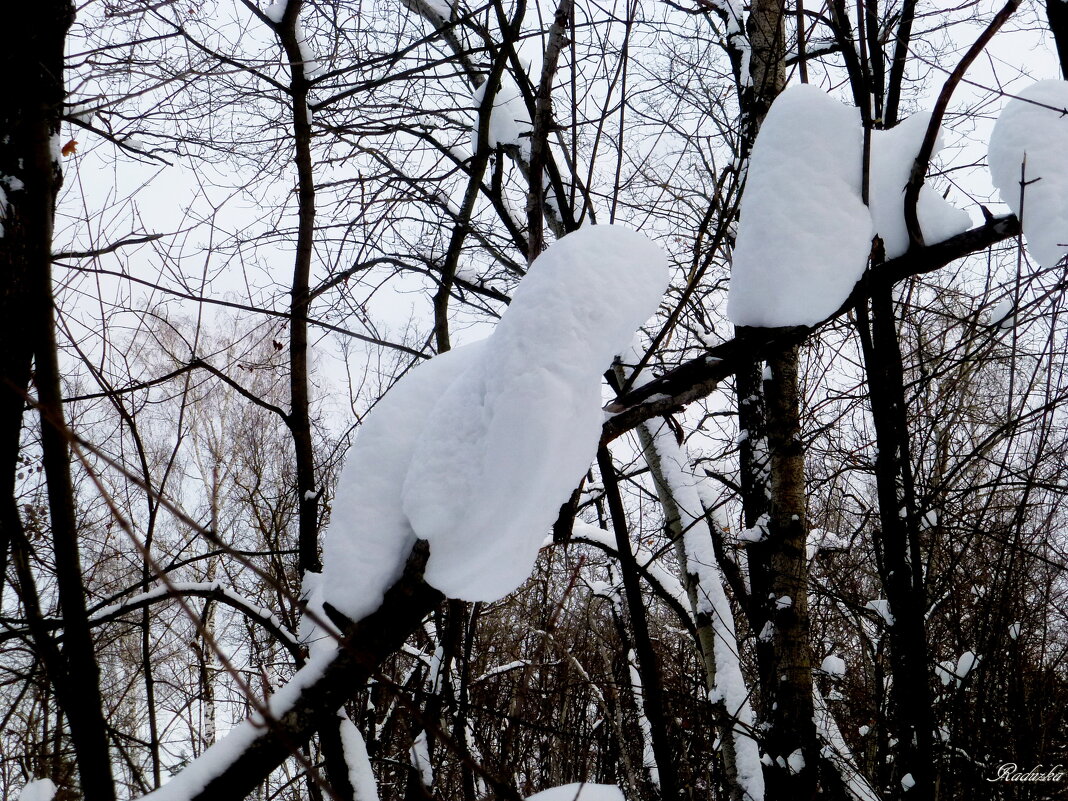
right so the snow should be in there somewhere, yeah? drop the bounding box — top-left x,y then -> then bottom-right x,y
570,522 -> 690,614
728,85 -> 972,328
316,343 -> 481,621
739,513 -> 769,544
295,21 -> 320,80
1009,621 -> 1021,640
813,687 -> 881,801
411,731 -> 434,789
262,0 -> 320,78
526,784 -> 625,801
901,773 -> 915,790
786,749 -> 805,774
403,226 -> 667,602
264,0 -> 288,22
473,659 -> 529,683
988,298 -> 1015,328
739,523 -> 767,543
819,655 -> 846,677
471,75 -> 531,156
321,226 -> 666,619
340,715 -> 380,801
808,528 -> 848,558
935,651 -> 979,686
402,0 -> 453,21
935,659 -> 956,686
868,112 -> 971,258
87,581 -> 298,651
988,80 -> 1068,269
727,84 -> 871,327
17,779 -> 57,801
0,173 -> 25,238
955,650 -> 979,679
627,649 -> 661,787
865,599 -> 895,626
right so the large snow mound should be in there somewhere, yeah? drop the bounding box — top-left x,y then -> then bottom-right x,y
727,84 -> 871,327
728,85 -> 971,327
321,225 -> 667,619
404,225 -> 668,600
988,80 -> 1068,269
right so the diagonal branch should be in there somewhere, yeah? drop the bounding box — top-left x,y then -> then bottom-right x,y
902,0 -> 1021,248
602,214 -> 1022,441
159,541 -> 443,801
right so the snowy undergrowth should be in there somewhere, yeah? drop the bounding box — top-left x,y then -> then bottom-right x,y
728,84 -> 970,328
988,79 -> 1068,270
526,783 -> 626,801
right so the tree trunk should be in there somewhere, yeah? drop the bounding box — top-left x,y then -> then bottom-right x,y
857,284 -> 936,801
736,2 -> 819,797
2,5 -> 118,800
761,347 -> 818,800
599,444 -> 681,801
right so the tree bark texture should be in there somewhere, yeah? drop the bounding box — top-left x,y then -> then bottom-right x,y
762,346 -> 818,799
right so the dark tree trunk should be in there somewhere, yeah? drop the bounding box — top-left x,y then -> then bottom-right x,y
1047,0 -> 1068,77
857,281 -> 936,801
761,346 -> 818,800
1,4 -> 117,800
736,2 -> 819,797
599,445 -> 681,801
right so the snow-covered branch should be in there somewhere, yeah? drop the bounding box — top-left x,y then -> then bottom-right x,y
601,213 -> 1022,440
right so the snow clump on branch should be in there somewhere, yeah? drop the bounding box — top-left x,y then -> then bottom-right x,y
470,75 -> 532,158
317,225 -> 668,622
727,84 -> 871,328
728,84 -> 970,328
988,79 -> 1068,270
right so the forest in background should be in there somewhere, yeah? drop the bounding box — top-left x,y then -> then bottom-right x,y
1,0 -> 1068,800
